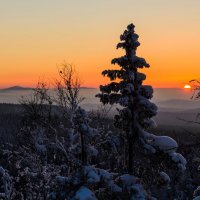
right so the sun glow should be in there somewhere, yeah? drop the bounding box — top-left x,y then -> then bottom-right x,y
184,84 -> 191,89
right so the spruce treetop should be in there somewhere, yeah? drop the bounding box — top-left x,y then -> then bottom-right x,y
97,23 -> 156,123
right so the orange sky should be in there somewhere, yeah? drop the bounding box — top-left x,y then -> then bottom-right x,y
0,0 -> 200,88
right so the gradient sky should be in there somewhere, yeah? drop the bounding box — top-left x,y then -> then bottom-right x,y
0,0 -> 200,88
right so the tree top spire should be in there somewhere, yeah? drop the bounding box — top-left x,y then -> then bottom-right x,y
127,23 -> 135,31
117,23 -> 140,52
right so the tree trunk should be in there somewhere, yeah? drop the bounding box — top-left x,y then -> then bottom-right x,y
128,137 -> 133,174
80,131 -> 86,164
128,111 -> 139,175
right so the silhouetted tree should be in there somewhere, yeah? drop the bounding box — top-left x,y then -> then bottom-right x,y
190,79 -> 200,100
97,23 -> 156,174
97,24 -> 186,177
20,81 -> 53,126
55,63 -> 84,123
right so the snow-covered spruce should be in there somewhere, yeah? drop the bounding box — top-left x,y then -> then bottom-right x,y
56,106 -> 98,166
96,23 -> 186,174
73,107 -> 98,164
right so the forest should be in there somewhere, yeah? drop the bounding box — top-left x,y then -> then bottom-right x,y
1,24 -> 200,200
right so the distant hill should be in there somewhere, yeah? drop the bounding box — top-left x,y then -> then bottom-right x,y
0,86 -> 96,92
0,86 -> 33,92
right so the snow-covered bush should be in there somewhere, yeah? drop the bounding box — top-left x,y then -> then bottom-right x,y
0,166 -> 12,200
115,174 -> 149,199
72,186 -> 97,200
193,197 -> 200,200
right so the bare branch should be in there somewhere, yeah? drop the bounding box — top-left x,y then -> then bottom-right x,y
54,63 -> 85,118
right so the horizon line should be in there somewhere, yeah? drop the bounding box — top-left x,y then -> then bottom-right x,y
0,85 -> 183,90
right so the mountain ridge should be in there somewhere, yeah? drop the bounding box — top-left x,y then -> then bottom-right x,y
0,86 -> 33,91
0,85 -> 96,91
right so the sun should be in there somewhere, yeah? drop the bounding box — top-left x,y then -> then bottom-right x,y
184,84 -> 191,89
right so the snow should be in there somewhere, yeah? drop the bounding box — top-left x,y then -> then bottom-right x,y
193,197 -> 200,200
0,166 -> 12,199
143,143 -> 156,154
169,152 -> 187,171
142,132 -> 178,153
56,176 -> 68,185
169,152 -> 186,164
150,135 -> 178,153
0,193 -> 6,198
142,131 -> 152,139
56,174 -> 81,186
130,184 -> 146,200
124,83 -> 134,93
35,143 -> 46,153
97,168 -> 111,183
83,166 -> 123,193
84,166 -> 100,184
74,107 -> 98,138
141,132 -> 186,171
108,181 -> 122,193
0,166 -> 5,174
159,172 -> 171,184
137,95 -> 157,116
86,128 -> 97,138
118,96 -> 129,106
97,168 -> 122,193
128,71 -> 135,81
80,124 -> 88,132
142,118 -> 157,129
177,163 -> 186,171
73,186 -> 97,200
142,134 -> 187,171
194,186 -> 200,197
141,85 -> 153,99
117,174 -> 136,189
87,145 -> 98,157
131,56 -> 150,68
137,72 -> 146,82
115,174 -> 147,199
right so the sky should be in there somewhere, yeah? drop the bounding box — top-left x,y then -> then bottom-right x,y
0,0 -> 200,88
